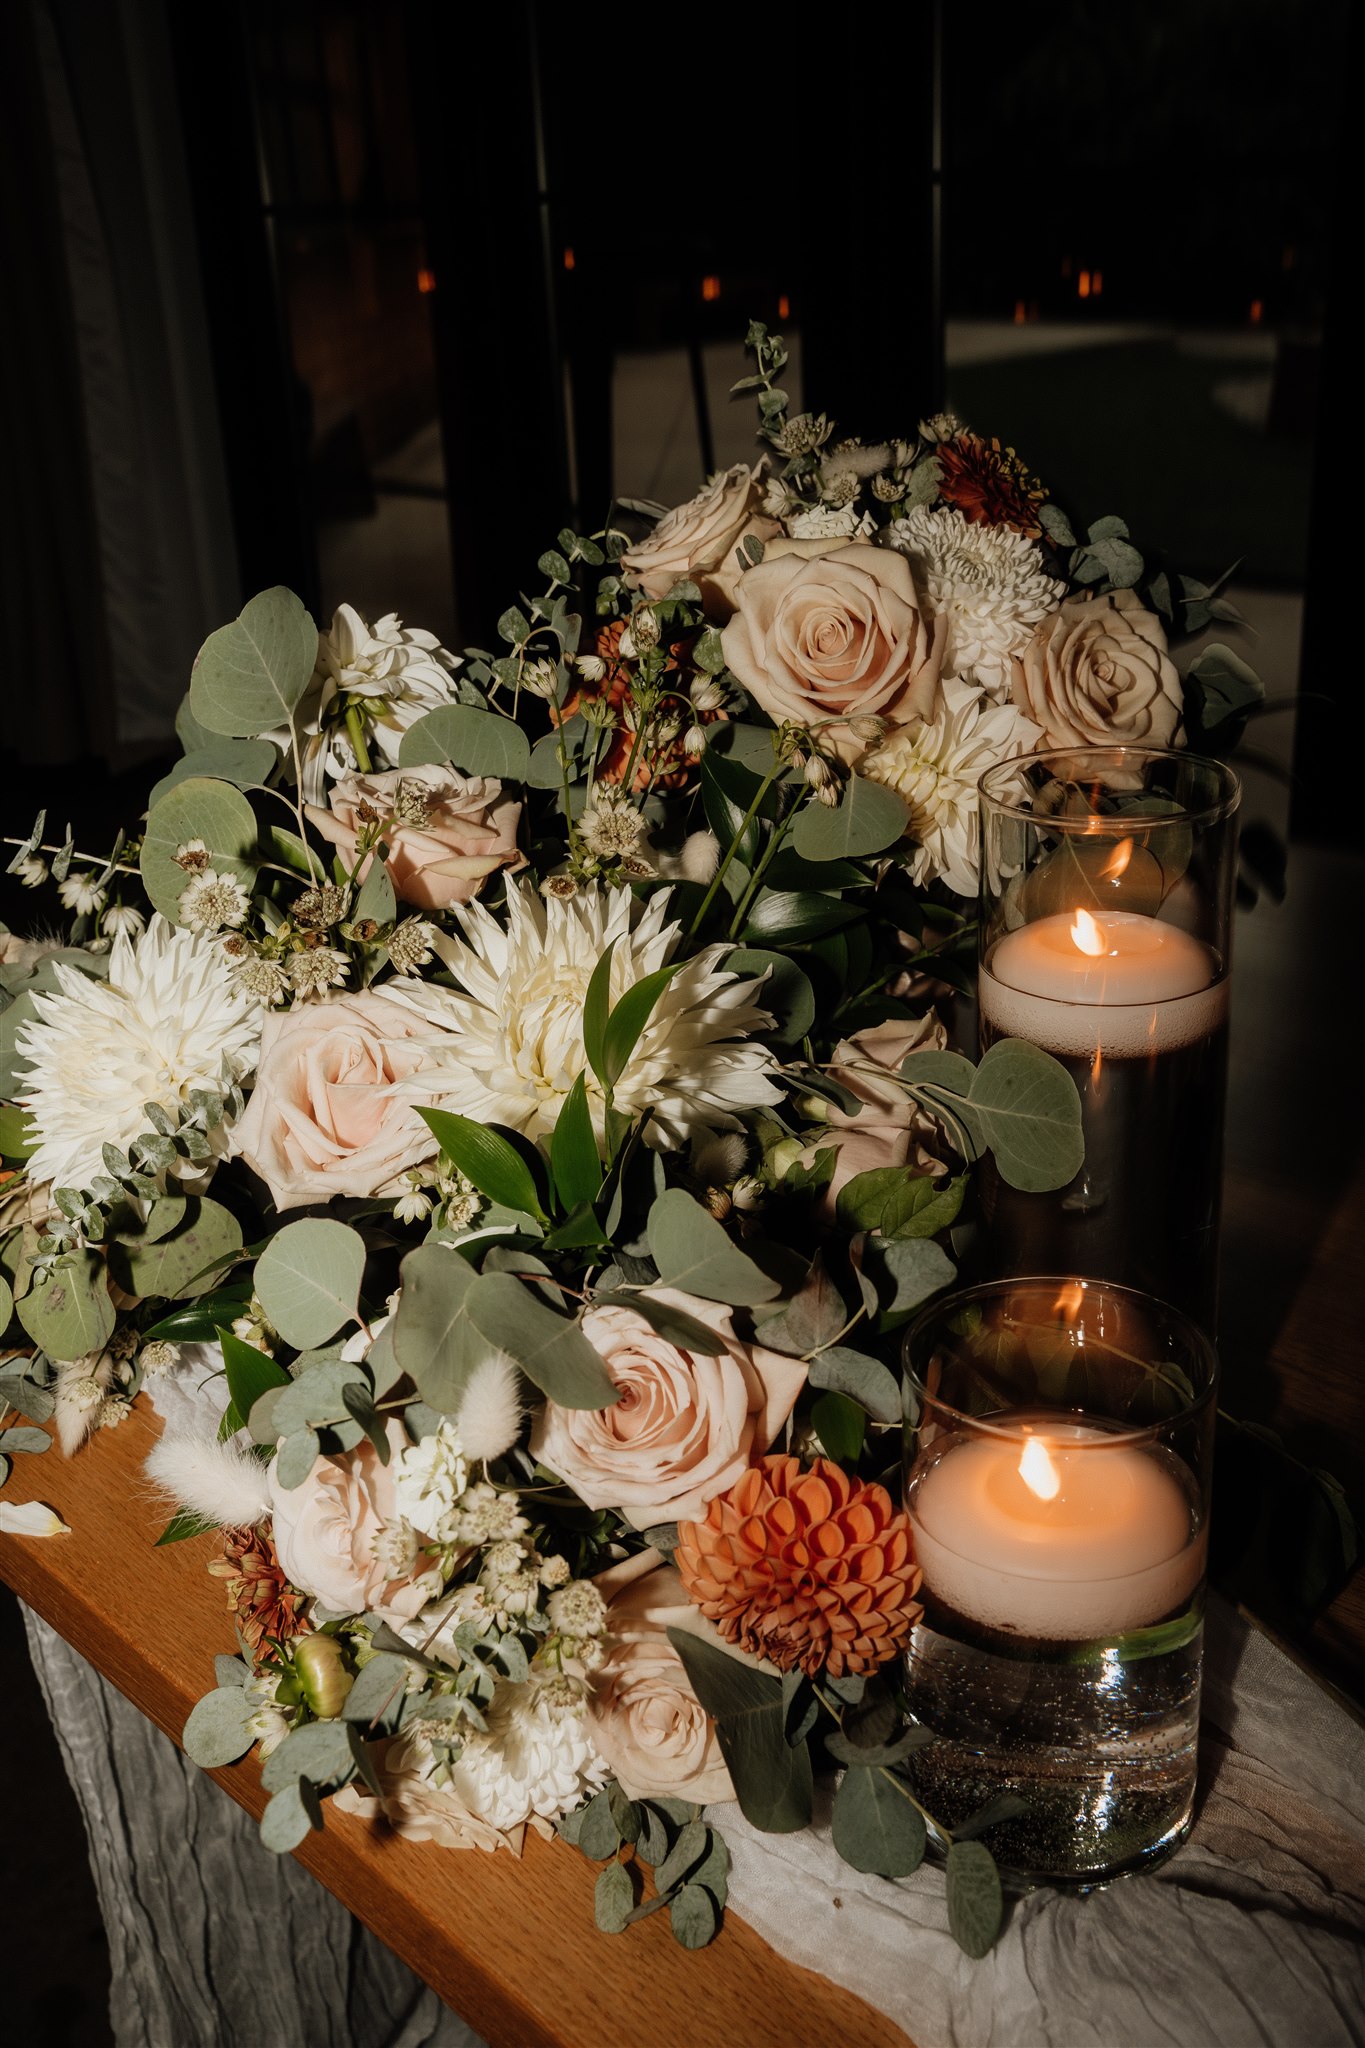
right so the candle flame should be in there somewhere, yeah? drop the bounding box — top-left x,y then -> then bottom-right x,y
1019,1435 -> 1061,1501
1101,837 -> 1133,881
1053,1280 -> 1086,1322
1070,907 -> 1106,956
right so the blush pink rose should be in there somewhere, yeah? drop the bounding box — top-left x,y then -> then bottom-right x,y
306,762 -> 523,911
529,1287 -> 806,1531
588,1551 -> 735,1804
231,991 -> 437,1209
1011,589 -> 1183,750
802,1014 -> 950,1202
720,539 -> 946,760
619,463 -> 780,619
266,1420 -> 430,1623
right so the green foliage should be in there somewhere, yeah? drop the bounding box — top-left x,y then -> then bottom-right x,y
831,1766 -> 927,1878
182,1685 -> 256,1768
900,1040 -> 1084,1193
646,1190 -> 780,1307
791,776 -> 908,861
725,948 -> 815,1045
140,778 -> 259,923
16,1250 -> 115,1361
109,1197 -> 243,1300
416,1108 -> 547,1223
253,1219 -> 366,1347
667,1629 -> 812,1834
549,1074 -> 601,1212
218,1328 -> 290,1438
398,704 -> 532,781
946,1840 -> 1004,1958
147,740 -> 278,807
805,1346 -> 901,1424
465,1272 -> 619,1409
188,586 -> 318,739
392,1242 -> 481,1412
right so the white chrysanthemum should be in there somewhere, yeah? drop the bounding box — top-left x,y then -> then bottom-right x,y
450,1676 -> 609,1830
887,505 -> 1065,698
389,882 -> 782,1150
861,677 -> 1042,899
391,1423 -> 470,1544
16,914 -> 259,1192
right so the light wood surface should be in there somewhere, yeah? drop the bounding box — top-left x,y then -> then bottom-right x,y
0,1400 -> 913,2048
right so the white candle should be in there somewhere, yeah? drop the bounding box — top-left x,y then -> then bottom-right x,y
981,909 -> 1226,1058
908,1421 -> 1205,1639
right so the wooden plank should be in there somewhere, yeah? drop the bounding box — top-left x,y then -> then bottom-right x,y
0,1400 -> 913,2048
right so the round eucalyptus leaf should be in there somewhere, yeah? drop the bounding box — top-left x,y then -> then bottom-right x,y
148,741 -> 279,809
189,586 -> 318,739
254,1219 -> 366,1348
109,1198 -> 243,1301
16,1251 -> 116,1362
259,1779 -> 323,1853
831,1764 -> 927,1878
646,1190 -> 780,1308
791,775 -> 909,861
946,1839 -> 1004,1958
140,778 -> 259,924
398,704 -> 532,782
182,1685 -> 255,1768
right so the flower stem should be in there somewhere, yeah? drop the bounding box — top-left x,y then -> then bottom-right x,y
686,766 -> 780,940
726,788 -> 797,940
344,703 -> 374,776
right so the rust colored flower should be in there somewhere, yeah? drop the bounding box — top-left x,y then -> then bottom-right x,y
675,1455 -> 922,1679
207,1520 -> 310,1655
562,622 -> 721,792
935,432 -> 1046,537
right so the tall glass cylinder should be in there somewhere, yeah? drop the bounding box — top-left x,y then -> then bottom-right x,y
976,746 -> 1239,1330
902,1277 -> 1217,1889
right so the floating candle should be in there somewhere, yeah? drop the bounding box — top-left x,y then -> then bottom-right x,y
907,1419 -> 1205,1639
981,908 -> 1226,1058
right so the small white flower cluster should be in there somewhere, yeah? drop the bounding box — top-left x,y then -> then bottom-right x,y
392,1164 -> 480,1229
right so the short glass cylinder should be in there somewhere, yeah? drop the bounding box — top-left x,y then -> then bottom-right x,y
976,745 -> 1240,1330
901,1277 -> 1217,1890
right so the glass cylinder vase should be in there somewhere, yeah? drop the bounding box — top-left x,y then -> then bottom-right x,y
976,745 -> 1239,1330
901,1276 -> 1217,1890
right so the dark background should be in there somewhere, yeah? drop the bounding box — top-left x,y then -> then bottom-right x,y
0,4 -> 1357,2042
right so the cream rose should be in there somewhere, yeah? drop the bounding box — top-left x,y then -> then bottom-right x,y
231,991 -> 437,1209
267,1420 -> 431,1623
529,1288 -> 806,1531
619,463 -> 780,618
1011,589 -> 1183,750
305,762 -> 523,912
720,540 -> 946,759
589,1551 -> 735,1804
808,1013 -> 950,1201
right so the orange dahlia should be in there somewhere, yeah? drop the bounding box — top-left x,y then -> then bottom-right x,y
675,1456 -> 922,1679
207,1521 -> 310,1655
936,432 -> 1047,537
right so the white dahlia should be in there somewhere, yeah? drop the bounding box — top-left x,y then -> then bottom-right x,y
449,1675 -> 610,1830
861,676 -> 1042,899
16,914 -> 260,1193
886,505 -> 1065,699
390,881 -> 782,1150
316,603 -> 460,767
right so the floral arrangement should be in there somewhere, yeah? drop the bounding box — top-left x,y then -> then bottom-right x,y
0,324 -> 1263,1959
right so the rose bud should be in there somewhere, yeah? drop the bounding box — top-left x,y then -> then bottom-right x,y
293,1633 -> 355,1718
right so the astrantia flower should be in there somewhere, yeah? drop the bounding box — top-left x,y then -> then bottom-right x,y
178,868 -> 251,933
860,676 -> 1041,898
16,914 -> 259,1193
287,947 -> 350,996
887,505 -> 1065,698
676,1455 -> 923,1679
578,788 -> 648,862
390,882 -> 780,1151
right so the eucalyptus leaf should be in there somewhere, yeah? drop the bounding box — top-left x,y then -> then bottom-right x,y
259,1778 -> 323,1853
182,1685 -> 255,1768
646,1190 -> 779,1307
17,1251 -> 115,1362
140,778 -> 259,924
962,1040 -> 1084,1193
811,1389 -> 865,1461
592,1290 -> 726,1356
946,1839 -> 1004,1958
341,1651 -> 418,1731
754,1256 -> 848,1357
260,1716 -> 356,1793
594,1860 -> 635,1934
0,1424 -> 49,1454
669,1883 -> 720,1949
271,1361 -> 368,1436
189,586 -> 318,739
859,1235 -> 955,1318
576,1788 -> 620,1861
465,1273 -> 618,1410
398,705 -> 531,781
274,1426 -> 320,1489
148,740 -> 278,807
806,1347 -> 901,1424
667,1629 -> 812,1834
831,1766 -> 927,1877
391,1239 -> 480,1414
254,1219 -> 366,1347
791,776 -> 909,861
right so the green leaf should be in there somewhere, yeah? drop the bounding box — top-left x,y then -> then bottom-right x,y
16,1251 -> 115,1362
882,1173 -> 966,1241
182,1685 -> 255,1768
259,1778 -> 324,1853
576,1788 -> 620,1861
140,777 -> 259,924
831,1767 -> 927,1878
189,587 -> 318,738
392,1242 -> 482,1412
601,964 -> 685,1092
109,1197 -> 245,1301
669,1884 -> 720,1949
140,1287 -> 253,1344
724,949 -> 815,1045
811,1389 -> 865,1461
0,1100 -> 36,1160
253,1219 -> 366,1347
946,1839 -> 1004,1958
860,1236 -> 956,1318
667,1629 -> 812,1834
219,1328 -> 290,1437
791,776 -> 909,861
806,1347 -> 900,1424
753,1256 -> 847,1357
592,1289 -> 726,1356
646,1190 -> 780,1307
261,1716 -> 356,1793
156,1509 -> 220,1547
274,1426 -> 320,1488
961,1040 -> 1084,1193
654,1817 -> 709,1894
147,740 -> 279,808
825,1725 -> 935,1769
341,1651 -> 418,1731
397,705 -> 532,782
353,856 -> 396,928
581,943 -> 616,1094
0,1424 -> 49,1454
271,1361 -> 368,1437
740,891 -> 861,946
416,1108 -> 547,1222
700,751 -> 766,869
465,1273 -> 618,1410
0,1272 -> 13,1329
549,1073 -> 602,1213
594,1860 -> 635,1934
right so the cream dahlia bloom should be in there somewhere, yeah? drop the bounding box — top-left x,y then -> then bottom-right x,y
289,604 -> 462,799
448,1675 -> 610,1831
16,915 -> 259,1192
861,676 -> 1042,898
390,882 -> 782,1150
886,505 -> 1065,699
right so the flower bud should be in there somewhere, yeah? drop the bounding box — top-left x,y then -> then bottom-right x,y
731,1175 -> 766,1212
768,1137 -> 807,1180
575,653 -> 607,683
629,605 -> 661,651
522,657 -> 559,700
292,1633 -> 355,1718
